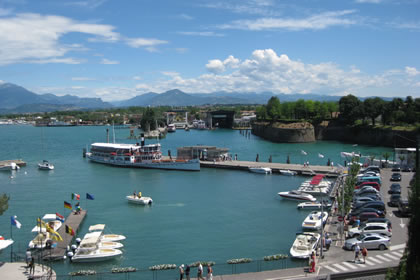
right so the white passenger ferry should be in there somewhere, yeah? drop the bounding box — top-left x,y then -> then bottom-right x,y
86,135 -> 200,171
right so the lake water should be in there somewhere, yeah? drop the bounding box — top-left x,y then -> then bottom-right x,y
0,125 -> 392,278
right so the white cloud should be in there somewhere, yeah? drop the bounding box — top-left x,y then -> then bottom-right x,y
206,59 -> 226,74
64,0 -> 107,9
177,14 -> 193,20
405,66 -> 420,77
177,31 -> 225,37
101,58 -> 119,64
0,7 -> 12,16
133,76 -> 142,80
218,10 -> 357,31
0,80 -> 4,84
72,77 -> 96,81
202,1 -> 279,17
0,13 -> 119,65
126,38 -> 168,48
392,21 -> 420,30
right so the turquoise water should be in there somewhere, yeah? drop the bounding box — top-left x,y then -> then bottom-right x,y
0,126 -> 392,277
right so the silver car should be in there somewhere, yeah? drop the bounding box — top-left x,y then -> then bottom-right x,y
344,233 -> 390,251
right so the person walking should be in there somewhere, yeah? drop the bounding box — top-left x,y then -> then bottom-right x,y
309,251 -> 316,273
362,247 -> 368,263
179,264 -> 184,280
185,264 -> 191,280
206,265 -> 213,280
197,263 -> 204,280
29,257 -> 35,275
354,243 -> 361,263
25,249 -> 32,268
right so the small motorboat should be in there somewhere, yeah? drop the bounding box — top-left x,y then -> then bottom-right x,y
31,214 -> 62,233
297,201 -> 332,210
278,190 -> 316,202
279,169 -> 297,176
167,124 -> 176,132
88,224 -> 126,242
38,160 -> 54,170
290,232 -> 320,258
249,167 -> 272,174
0,162 -> 20,171
0,236 -> 14,251
302,211 -> 329,230
126,194 -> 153,205
78,232 -> 124,250
71,248 -> 123,262
28,232 -> 51,249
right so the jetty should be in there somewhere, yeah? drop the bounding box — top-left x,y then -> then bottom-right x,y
0,159 -> 26,167
41,210 -> 87,261
200,160 -> 341,177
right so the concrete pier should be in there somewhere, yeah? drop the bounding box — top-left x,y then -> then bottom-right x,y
0,159 -> 26,167
200,160 -> 341,177
41,210 -> 87,261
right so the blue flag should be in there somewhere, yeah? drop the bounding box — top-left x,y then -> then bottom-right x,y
11,216 -> 22,229
86,193 -> 94,200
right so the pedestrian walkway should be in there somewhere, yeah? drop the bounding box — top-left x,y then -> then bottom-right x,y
320,249 -> 403,274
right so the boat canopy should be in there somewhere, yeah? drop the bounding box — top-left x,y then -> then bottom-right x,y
42,214 -> 57,221
80,231 -> 101,247
89,224 -> 106,232
310,174 -> 325,185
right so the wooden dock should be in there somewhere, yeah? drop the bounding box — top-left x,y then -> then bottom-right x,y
42,210 -> 87,261
0,159 -> 26,167
200,160 -> 341,177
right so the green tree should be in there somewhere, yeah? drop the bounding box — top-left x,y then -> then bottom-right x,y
0,194 -> 9,216
140,107 -> 157,131
363,97 -> 384,126
255,105 -> 267,120
339,95 -> 362,125
266,96 -> 281,121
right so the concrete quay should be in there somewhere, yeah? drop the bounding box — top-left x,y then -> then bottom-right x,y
0,159 -> 26,167
0,262 -> 56,280
200,160 -> 341,177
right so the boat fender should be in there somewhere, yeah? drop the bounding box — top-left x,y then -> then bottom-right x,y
148,200 -> 152,205
67,251 -> 74,258
75,238 -> 82,244
71,244 -> 77,251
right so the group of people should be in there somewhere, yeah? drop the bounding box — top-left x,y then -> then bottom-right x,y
179,263 -> 213,280
354,243 -> 368,263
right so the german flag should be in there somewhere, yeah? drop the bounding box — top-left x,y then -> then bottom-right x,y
65,225 -> 75,236
64,201 -> 72,210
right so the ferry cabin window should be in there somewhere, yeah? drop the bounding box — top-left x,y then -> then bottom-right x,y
125,157 -> 130,161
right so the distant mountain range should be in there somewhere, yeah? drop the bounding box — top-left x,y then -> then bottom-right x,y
0,82 -> 393,114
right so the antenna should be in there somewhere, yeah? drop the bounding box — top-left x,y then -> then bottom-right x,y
112,121 -> 116,143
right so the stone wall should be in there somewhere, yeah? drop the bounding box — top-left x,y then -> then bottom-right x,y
251,122 -> 315,143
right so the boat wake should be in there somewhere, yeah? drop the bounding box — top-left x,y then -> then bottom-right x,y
159,203 -> 185,207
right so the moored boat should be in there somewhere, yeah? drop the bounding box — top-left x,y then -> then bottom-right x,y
38,160 -> 54,170
86,134 -> 200,171
279,169 -> 297,176
88,224 -> 126,242
278,190 -> 316,202
302,211 -> 329,230
0,236 -> 14,251
31,214 -> 63,233
0,162 -> 20,171
290,232 -> 320,258
167,124 -> 176,132
72,231 -> 122,263
297,201 -> 332,210
249,167 -> 272,174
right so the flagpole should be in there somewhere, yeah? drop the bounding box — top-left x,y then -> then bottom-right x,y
10,220 -> 13,262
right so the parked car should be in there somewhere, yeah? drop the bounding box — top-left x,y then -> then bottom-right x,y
388,183 -> 401,194
390,173 -> 401,181
353,201 -> 386,213
388,194 -> 402,207
353,196 -> 381,205
354,188 -> 380,198
398,199 -> 411,216
348,210 -> 385,224
344,233 -> 390,251
347,222 -> 392,238
401,166 -> 411,172
357,171 -> 380,177
355,181 -> 381,191
361,218 -> 392,229
360,166 -> 380,174
392,165 -> 401,172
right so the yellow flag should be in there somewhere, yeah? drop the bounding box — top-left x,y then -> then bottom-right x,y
46,224 -> 63,241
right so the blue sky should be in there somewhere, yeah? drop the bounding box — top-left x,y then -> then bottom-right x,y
0,0 -> 419,101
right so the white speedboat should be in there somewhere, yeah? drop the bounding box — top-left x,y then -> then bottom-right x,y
290,232 -> 320,258
71,248 -> 122,262
28,232 -> 51,249
279,169 -> 297,176
31,214 -> 62,233
0,162 -> 20,171
249,167 -> 272,174
126,194 -> 153,205
297,201 -> 332,210
302,211 -> 329,230
78,232 -> 124,250
278,190 -> 316,202
167,124 -> 176,132
0,236 -> 14,251
38,160 -> 54,170
88,224 -> 126,242
87,137 -> 200,171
